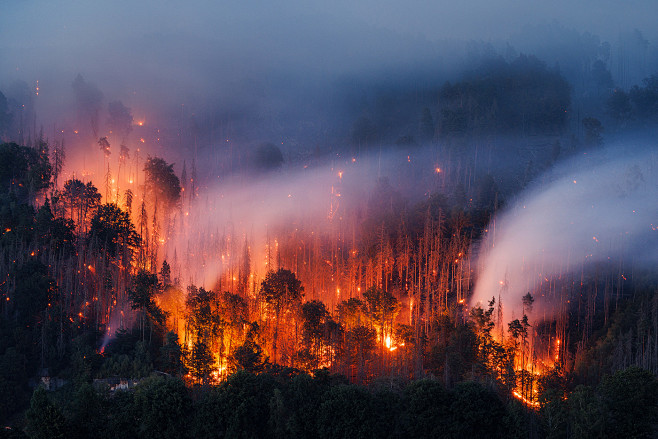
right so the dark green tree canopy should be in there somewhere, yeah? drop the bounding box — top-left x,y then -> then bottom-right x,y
0,142 -> 52,201
0,91 -> 13,137
301,300 -> 330,341
35,199 -> 76,256
130,270 -> 164,322
25,387 -> 68,439
133,376 -> 191,439
12,259 -> 56,324
599,367 -> 658,437
89,202 -> 140,256
159,331 -> 185,376
144,156 -> 182,211
61,178 -> 101,230
439,55 -> 571,136
232,323 -> 268,373
259,268 -> 304,315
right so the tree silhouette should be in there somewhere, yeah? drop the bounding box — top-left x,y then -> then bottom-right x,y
259,268 -> 303,364
61,178 -> 101,233
300,300 -> 334,370
25,387 -> 68,439
363,286 -> 400,350
0,142 -> 52,202
89,202 -> 139,257
232,323 -> 267,373
160,331 -> 186,376
144,156 -> 182,212
72,74 -> 103,139
0,91 -> 12,139
189,339 -> 213,384
129,270 -> 165,342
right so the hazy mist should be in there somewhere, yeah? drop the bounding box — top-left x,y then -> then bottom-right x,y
472,143 -> 658,322
2,0 -> 657,160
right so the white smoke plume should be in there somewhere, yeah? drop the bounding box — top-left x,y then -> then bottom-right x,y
472,144 -> 658,323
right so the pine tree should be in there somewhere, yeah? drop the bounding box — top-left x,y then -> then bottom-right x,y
25,387 -> 68,439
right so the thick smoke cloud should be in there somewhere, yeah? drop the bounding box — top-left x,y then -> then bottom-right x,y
1,0 -> 657,135
472,144 -> 658,322
167,143 -> 442,289
173,165 -> 338,288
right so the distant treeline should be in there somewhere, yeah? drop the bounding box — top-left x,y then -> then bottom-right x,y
10,366 -> 657,439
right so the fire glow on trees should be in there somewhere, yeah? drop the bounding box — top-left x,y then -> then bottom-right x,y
39,122 -> 484,384
471,146 -> 658,405
9,97 -> 656,407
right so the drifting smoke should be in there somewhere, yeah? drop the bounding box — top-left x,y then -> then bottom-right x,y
472,144 -> 658,323
172,165 -> 341,288
166,145 -> 443,291
99,306 -> 126,353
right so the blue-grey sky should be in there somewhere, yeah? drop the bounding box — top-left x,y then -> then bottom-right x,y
1,0 -> 656,132
2,0 -> 656,44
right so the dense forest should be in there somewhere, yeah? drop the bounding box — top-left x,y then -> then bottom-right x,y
1,24 -> 658,439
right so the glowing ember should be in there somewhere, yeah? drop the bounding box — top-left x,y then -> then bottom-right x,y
513,391 -> 540,408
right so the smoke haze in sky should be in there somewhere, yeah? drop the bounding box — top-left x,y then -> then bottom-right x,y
2,0 -> 657,119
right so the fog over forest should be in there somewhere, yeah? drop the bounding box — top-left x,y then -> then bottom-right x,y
2,0 -> 657,172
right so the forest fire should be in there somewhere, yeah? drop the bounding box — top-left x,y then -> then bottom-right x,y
34,126 -> 495,386
2,0 -> 658,436
513,390 -> 540,408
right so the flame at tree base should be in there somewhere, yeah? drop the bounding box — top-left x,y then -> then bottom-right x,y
513,390 -> 540,408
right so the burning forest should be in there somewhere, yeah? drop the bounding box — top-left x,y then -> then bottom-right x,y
2,1 -> 658,437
